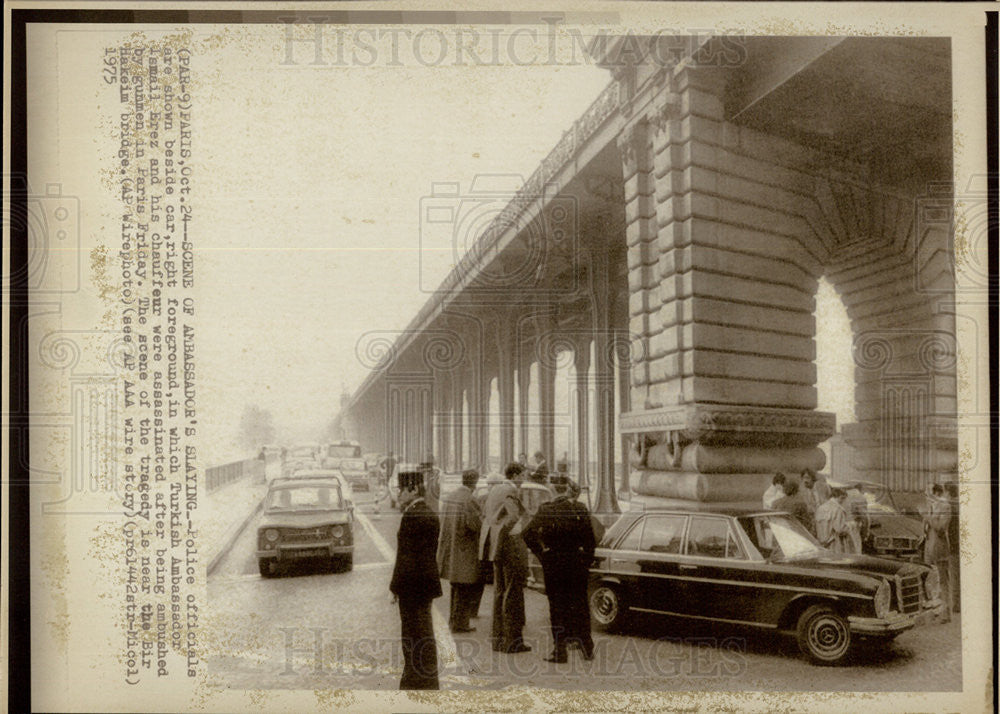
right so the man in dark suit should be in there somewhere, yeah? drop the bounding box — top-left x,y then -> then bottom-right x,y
522,476 -> 596,663
389,470 -> 442,690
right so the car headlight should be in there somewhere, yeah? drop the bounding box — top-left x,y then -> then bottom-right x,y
924,567 -> 941,600
265,528 -> 279,542
331,525 -> 344,539
874,579 -> 892,618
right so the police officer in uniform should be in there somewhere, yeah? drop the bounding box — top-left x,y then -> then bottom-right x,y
522,475 -> 596,663
389,468 -> 442,689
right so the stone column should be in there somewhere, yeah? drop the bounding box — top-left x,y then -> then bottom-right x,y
496,318 -> 517,467
436,372 -> 451,471
591,245 -> 620,515
617,68 -> 834,506
573,336 -> 591,490
467,361 -> 482,468
617,347 -> 632,495
451,378 -> 463,472
536,313 -> 557,465
517,333 -> 531,458
477,350 -> 493,471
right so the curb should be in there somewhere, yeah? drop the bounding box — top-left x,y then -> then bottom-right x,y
206,491 -> 267,576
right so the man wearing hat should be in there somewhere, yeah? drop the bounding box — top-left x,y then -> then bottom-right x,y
389,468 -> 442,689
522,475 -> 596,663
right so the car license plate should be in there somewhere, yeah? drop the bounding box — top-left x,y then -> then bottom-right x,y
288,548 -> 327,558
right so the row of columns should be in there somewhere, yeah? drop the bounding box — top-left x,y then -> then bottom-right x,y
426,334 -> 620,503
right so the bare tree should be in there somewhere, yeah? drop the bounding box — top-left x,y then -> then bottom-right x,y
238,404 -> 277,452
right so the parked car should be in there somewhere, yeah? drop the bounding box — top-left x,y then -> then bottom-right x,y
829,479 -> 925,561
588,507 -> 944,665
256,477 -> 354,577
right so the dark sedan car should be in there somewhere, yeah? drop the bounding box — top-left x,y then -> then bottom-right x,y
588,508 -> 944,665
830,479 -> 925,560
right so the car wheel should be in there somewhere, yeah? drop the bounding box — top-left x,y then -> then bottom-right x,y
258,559 -> 277,578
796,605 -> 852,665
589,582 -> 628,632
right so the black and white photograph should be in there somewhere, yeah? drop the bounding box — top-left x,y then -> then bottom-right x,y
5,4 -> 996,712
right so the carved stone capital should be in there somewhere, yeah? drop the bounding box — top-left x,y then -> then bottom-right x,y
647,94 -> 681,137
616,120 -> 645,170
620,403 -> 837,448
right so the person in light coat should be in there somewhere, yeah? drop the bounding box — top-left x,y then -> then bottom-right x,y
480,462 -> 531,653
762,473 -> 787,509
815,488 -> 858,554
436,469 -> 484,633
922,483 -> 952,623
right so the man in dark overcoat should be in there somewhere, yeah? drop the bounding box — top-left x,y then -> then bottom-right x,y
436,469 -> 484,632
389,471 -> 443,689
522,476 -> 596,663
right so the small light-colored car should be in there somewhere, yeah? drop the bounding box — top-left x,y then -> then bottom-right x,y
256,477 -> 354,577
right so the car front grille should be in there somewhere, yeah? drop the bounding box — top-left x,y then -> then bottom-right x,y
280,527 -> 331,542
895,573 -> 922,614
875,535 -> 918,551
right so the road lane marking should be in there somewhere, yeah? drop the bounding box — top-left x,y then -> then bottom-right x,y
355,510 -> 396,562
355,509 -> 469,686
209,561 -> 391,584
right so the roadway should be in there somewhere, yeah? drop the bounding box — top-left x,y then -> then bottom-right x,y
204,486 -> 962,692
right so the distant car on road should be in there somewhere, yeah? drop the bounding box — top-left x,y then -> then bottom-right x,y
282,443 -> 321,477
336,457 -> 371,492
321,440 -> 362,469
256,477 -> 355,577
588,507 -> 944,665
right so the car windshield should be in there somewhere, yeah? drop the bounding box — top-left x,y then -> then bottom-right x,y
742,514 -> 825,561
854,484 -> 898,514
266,485 -> 342,511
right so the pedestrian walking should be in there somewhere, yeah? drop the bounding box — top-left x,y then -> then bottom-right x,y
922,483 -> 952,623
436,469 -> 485,633
481,462 -> 531,654
389,470 -> 442,690
522,475 -> 596,662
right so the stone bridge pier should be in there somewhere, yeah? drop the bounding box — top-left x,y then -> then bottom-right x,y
339,36 -> 956,514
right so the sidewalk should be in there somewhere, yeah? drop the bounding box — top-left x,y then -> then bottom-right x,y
203,477 -> 270,574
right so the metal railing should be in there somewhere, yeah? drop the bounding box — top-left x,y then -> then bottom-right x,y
206,458 -> 264,493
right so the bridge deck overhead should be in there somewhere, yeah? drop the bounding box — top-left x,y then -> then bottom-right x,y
338,35 -> 956,512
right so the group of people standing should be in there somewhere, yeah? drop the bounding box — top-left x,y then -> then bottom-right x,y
762,469 -> 863,553
389,458 -> 598,690
763,470 -> 958,621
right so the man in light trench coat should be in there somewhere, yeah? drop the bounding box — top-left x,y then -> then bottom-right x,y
436,469 -> 485,632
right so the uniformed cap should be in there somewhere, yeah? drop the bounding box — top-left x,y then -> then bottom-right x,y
397,464 -> 424,491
